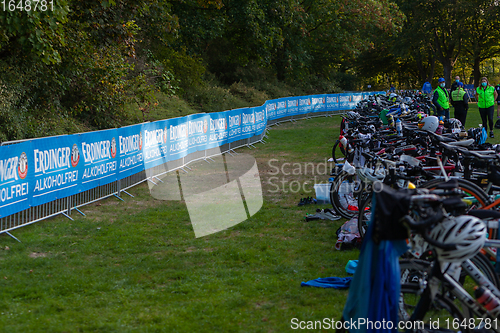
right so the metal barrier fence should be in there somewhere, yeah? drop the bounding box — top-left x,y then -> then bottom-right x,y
0,107 -> 348,241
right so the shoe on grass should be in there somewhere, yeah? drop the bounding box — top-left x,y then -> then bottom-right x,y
490,131 -> 495,138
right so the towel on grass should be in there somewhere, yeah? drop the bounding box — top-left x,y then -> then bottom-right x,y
301,277 -> 352,289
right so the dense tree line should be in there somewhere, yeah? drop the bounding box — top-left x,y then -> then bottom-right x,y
356,0 -> 500,88
0,0 -> 498,141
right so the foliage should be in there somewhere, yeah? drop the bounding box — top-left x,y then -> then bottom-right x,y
1,0 -> 499,140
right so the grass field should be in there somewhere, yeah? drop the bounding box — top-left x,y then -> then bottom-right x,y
0,102 -> 497,332
0,115 -> 358,332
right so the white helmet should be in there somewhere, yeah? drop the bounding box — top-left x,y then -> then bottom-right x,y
427,215 -> 486,263
419,116 -> 439,132
347,111 -> 361,120
449,118 -> 462,130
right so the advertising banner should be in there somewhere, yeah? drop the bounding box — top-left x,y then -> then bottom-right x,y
286,97 -> 299,116
311,95 -> 326,113
31,134 -> 82,207
227,109 -> 244,142
186,114 -> 211,154
298,96 -> 312,115
207,113 -> 228,149
0,141 -> 31,217
142,121 -> 169,170
79,129 -> 118,191
0,91 -> 386,220
326,94 -> 339,111
117,124 -> 144,179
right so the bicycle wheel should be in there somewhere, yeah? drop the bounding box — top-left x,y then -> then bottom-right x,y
357,189 -> 372,240
330,171 -> 361,219
419,178 -> 491,211
332,139 -> 346,164
459,252 -> 500,321
399,259 -> 471,333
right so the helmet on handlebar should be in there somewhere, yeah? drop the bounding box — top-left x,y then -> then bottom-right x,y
418,116 -> 439,132
468,127 -> 487,145
427,215 -> 486,262
347,111 -> 361,121
448,118 -> 462,131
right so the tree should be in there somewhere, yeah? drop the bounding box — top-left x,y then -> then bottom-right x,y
461,0 -> 500,86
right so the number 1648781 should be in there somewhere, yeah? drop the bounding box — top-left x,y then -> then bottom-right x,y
1,0 -> 54,12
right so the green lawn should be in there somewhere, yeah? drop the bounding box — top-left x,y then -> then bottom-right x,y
0,104 -> 493,332
452,102 -> 500,144
0,116 -> 356,332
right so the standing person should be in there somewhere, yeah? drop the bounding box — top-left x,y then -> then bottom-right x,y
476,77 -> 498,138
495,82 -> 500,118
450,76 -> 460,92
432,78 -> 450,119
451,82 -> 468,127
422,81 -> 432,97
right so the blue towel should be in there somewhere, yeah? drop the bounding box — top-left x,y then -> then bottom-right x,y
301,277 -> 352,289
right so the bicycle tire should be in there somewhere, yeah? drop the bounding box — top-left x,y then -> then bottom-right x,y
332,139 -> 346,165
330,171 -> 360,219
419,178 -> 491,211
399,259 -> 471,332
357,190 -> 372,240
460,252 -> 500,320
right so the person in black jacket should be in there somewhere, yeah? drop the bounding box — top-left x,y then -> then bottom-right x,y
450,76 -> 460,93
450,82 -> 468,127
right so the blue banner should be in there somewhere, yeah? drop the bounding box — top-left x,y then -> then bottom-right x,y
0,141 -> 31,217
31,134 -> 82,206
117,124 -> 144,179
311,95 -> 326,113
186,114 -> 211,154
227,109 -> 244,142
286,97 -> 299,116
80,129 -> 118,191
0,91 -> 386,219
207,113 -> 228,148
298,96 -> 312,114
326,95 -> 339,111
142,121 -> 169,170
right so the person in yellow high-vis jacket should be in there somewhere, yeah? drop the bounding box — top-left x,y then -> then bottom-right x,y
476,77 -> 498,138
432,77 -> 450,119
451,82 -> 468,127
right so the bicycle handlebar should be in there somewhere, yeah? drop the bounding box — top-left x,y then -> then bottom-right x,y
402,212 -> 457,251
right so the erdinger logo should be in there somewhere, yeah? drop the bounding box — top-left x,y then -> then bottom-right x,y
71,144 -> 80,167
203,119 -> 208,133
17,152 -> 28,179
139,132 -> 143,150
110,138 -> 117,158
164,127 -> 167,143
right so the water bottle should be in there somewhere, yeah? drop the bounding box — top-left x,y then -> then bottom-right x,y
436,121 -> 444,135
396,118 -> 403,137
474,286 -> 500,316
339,135 -> 348,148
